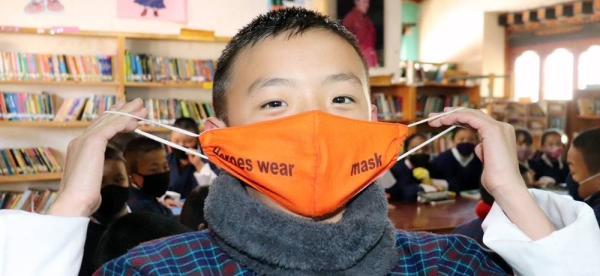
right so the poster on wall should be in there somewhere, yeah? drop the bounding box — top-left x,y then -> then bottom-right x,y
117,0 -> 187,23
271,0 -> 307,11
337,0 -> 384,68
24,0 -> 65,14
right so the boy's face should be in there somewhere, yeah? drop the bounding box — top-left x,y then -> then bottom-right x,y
407,136 -> 429,154
102,160 -> 129,189
221,30 -> 375,127
567,147 -> 590,183
543,133 -> 563,149
131,149 -> 169,187
170,131 -> 198,148
453,129 -> 477,145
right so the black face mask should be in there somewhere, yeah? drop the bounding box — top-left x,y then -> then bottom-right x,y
138,171 -> 170,197
97,185 -> 129,215
409,153 -> 430,168
172,148 -> 189,160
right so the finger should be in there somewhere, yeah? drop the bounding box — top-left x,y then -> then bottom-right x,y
474,143 -> 484,162
428,108 -> 495,130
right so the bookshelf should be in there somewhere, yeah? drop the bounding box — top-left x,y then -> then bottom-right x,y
370,79 -> 480,145
0,28 -> 227,186
0,172 -> 62,184
566,88 -> 600,142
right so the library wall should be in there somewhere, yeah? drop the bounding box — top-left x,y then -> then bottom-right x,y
418,0 -> 484,75
0,0 -> 269,36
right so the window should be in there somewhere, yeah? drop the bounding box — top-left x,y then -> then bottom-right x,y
514,51 -> 540,102
578,45 -> 600,90
544,48 -> 574,100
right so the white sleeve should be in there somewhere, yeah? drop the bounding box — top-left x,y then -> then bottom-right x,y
482,189 -> 600,276
0,210 -> 89,276
193,163 -> 217,187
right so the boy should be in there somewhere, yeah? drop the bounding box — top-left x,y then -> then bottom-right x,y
567,127 -> 600,226
94,212 -> 191,269
529,128 -> 569,186
168,117 -> 217,199
123,137 -> 174,218
6,8 -> 597,276
93,8 -> 595,275
431,127 -> 483,192
179,186 -> 210,230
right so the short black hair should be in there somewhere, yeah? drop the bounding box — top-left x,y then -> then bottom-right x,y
541,128 -> 564,146
179,186 -> 210,230
94,212 -> 192,268
123,137 -> 164,173
451,127 -> 475,141
105,145 -> 126,165
515,128 -> 533,145
213,7 -> 367,123
173,117 -> 199,135
572,127 -> 600,174
403,133 -> 428,153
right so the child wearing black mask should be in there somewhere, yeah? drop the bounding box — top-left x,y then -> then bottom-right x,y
529,129 -> 569,186
124,137 -> 174,218
79,145 -> 129,276
431,127 -> 483,193
385,133 -> 436,201
168,118 -> 218,199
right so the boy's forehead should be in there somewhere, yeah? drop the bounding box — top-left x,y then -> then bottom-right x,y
230,29 -> 368,85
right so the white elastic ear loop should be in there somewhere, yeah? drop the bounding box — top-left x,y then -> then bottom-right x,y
103,110 -> 209,160
407,107 -> 466,128
397,107 -> 466,161
579,171 -> 600,185
104,110 -> 199,137
397,126 -> 457,161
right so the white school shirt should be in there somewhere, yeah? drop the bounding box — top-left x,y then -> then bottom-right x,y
0,189 -> 599,276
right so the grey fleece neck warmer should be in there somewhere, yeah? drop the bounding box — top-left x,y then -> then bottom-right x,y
204,174 -> 399,276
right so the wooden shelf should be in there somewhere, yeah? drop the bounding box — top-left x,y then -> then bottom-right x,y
125,82 -> 213,89
0,80 -> 119,86
0,28 -> 231,42
0,121 -> 91,127
578,115 -> 600,120
0,172 -> 62,184
138,125 -> 170,133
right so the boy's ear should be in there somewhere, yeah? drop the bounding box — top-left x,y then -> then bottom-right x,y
204,117 -> 227,131
370,104 -> 378,122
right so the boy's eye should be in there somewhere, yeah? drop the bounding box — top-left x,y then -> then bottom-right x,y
261,100 -> 288,109
332,96 -> 355,104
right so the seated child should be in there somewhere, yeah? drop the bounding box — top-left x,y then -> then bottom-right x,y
93,212 -> 192,268
515,128 -> 534,168
431,127 -> 483,193
529,129 -> 569,186
179,186 -> 210,230
79,146 -> 130,276
567,127 -> 600,226
386,133 -> 436,201
123,137 -> 174,218
168,118 -> 218,199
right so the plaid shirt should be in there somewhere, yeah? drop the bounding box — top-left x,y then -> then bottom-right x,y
95,230 -> 509,275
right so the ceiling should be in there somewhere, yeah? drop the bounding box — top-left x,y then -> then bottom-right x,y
482,0 -> 576,12
412,0 -> 577,12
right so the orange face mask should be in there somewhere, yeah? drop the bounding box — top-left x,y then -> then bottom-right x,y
199,111 -> 408,218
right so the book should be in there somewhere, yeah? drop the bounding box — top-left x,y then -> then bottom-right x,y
0,189 -> 57,213
124,52 -> 215,84
0,147 -> 61,175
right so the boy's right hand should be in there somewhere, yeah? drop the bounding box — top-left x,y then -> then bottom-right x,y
48,99 -> 148,218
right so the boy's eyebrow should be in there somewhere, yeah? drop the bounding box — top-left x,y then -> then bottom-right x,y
322,72 -> 362,86
247,78 -> 297,95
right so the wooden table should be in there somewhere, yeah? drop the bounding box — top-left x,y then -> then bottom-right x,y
387,197 -> 478,234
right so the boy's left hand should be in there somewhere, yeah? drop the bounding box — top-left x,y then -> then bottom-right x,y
188,150 -> 206,172
48,99 -> 148,218
428,107 -> 556,240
